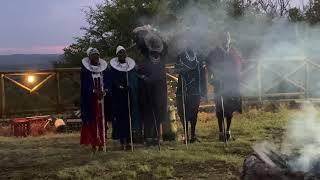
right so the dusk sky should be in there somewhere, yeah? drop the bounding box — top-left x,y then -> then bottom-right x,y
0,0 -> 104,55
0,0 -> 305,55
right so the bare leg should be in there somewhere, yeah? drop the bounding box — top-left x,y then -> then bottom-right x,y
216,111 -> 224,141
226,113 -> 233,132
216,111 -> 224,133
191,119 -> 196,139
182,120 -> 189,141
190,119 -> 198,143
226,113 -> 233,140
177,96 -> 189,141
190,96 -> 200,143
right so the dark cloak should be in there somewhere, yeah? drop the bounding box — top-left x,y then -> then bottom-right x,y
106,61 -> 141,141
206,46 -> 242,114
80,64 -> 109,124
175,51 -> 204,123
137,60 -> 168,140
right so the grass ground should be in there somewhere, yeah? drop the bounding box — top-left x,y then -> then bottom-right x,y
0,109 -> 292,180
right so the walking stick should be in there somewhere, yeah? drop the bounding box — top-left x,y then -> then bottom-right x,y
101,97 -> 107,152
99,74 -> 107,152
181,77 -> 188,148
126,71 -> 134,152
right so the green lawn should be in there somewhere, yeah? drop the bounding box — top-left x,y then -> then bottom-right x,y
0,110 -> 292,180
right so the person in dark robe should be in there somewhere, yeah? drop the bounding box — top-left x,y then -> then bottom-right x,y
107,46 -> 141,150
206,32 -> 242,141
175,47 -> 205,143
137,34 -> 168,146
80,48 -> 109,152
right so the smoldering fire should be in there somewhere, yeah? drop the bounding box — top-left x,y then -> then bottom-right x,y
253,103 -> 320,177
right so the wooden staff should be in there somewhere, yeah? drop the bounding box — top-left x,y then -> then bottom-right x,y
181,77 -> 188,148
98,75 -> 106,152
126,71 -> 134,152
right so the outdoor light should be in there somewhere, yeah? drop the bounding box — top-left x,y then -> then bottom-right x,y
27,75 -> 35,83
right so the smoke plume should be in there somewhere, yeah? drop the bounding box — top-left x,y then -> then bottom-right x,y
254,103 -> 320,174
149,0 -> 320,97
283,103 -> 320,172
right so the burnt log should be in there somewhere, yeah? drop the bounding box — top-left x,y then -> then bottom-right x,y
241,153 -> 320,180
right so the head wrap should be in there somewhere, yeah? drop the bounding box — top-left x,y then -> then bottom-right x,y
145,33 -> 163,53
116,46 -> 126,55
86,47 -> 100,56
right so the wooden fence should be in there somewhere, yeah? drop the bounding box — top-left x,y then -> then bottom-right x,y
0,68 -> 80,117
1,58 -> 320,117
239,58 -> 320,102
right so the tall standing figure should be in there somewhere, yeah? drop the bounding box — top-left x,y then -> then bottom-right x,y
175,47 -> 205,143
134,29 -> 168,146
80,48 -> 109,152
206,32 -> 242,142
107,46 -> 141,150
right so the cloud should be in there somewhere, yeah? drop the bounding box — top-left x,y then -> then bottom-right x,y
0,45 -> 66,55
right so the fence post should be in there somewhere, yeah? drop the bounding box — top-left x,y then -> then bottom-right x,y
56,72 -> 62,113
257,61 -> 262,102
305,61 -> 310,100
1,74 -> 5,118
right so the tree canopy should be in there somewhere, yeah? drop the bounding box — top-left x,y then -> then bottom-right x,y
57,0 -> 320,67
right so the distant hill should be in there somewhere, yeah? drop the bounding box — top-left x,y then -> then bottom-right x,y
0,54 -> 63,71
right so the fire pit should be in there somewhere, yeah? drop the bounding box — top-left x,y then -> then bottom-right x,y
242,104 -> 320,180
242,143 -> 320,180
242,153 -> 318,180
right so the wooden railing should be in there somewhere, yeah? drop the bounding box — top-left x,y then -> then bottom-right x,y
1,58 -> 320,117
